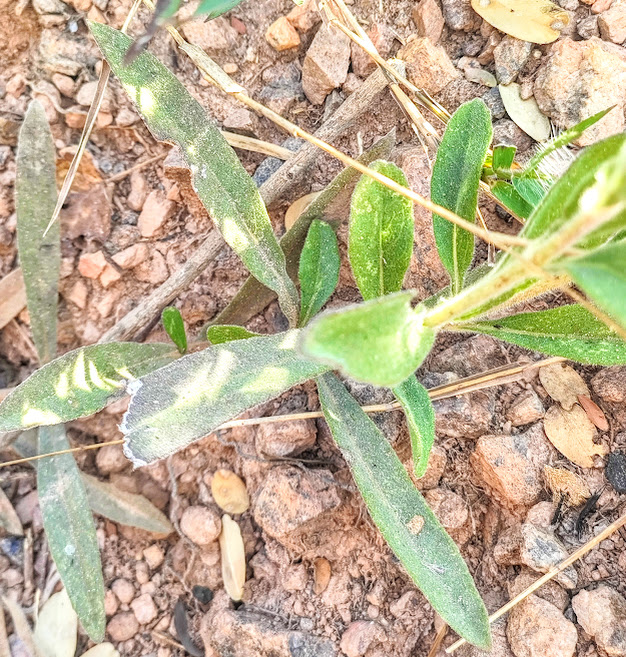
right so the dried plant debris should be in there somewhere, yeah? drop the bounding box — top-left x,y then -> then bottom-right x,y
173,599 -> 204,657
79,644 -> 120,657
313,557 -> 332,595
539,363 -> 590,410
0,486 -> 23,536
606,452 -> 626,493
34,589 -> 78,657
470,0 -> 569,44
211,470 -> 250,515
498,83 -> 551,142
285,192 -> 320,231
543,404 -> 607,468
219,514 -> 246,602
577,394 -> 609,431
544,466 -> 591,506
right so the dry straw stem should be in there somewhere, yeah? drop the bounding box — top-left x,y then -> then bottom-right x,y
427,624 -> 448,657
446,508 -> 626,653
0,356 -> 564,469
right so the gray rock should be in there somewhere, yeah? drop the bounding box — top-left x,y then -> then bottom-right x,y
493,119 -> 533,153
441,0 -> 481,31
483,87 -> 506,119
494,36 -> 532,84
506,390 -> 545,427
572,586 -> 626,657
302,24 -> 351,104
430,334 -> 506,377
577,15 -> 599,40
520,524 -> 577,589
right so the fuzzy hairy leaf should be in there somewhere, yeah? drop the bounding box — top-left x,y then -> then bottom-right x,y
122,331 -> 328,465
162,307 -> 187,354
431,100 -> 493,292
0,343 -> 174,432
459,304 -> 626,364
207,325 -> 260,344
82,474 -> 173,535
348,160 -> 413,299
90,23 -> 299,326
317,373 -> 491,649
299,292 -> 435,387
16,100 -> 59,365
298,220 -> 340,326
392,376 -> 435,478
564,243 -> 626,330
37,425 -> 105,642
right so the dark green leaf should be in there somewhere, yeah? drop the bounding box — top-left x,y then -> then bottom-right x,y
162,307 -> 187,354
317,373 -> 491,649
392,376 -> 435,478
492,144 -> 516,176
431,99 -> 493,292
564,242 -> 626,330
206,325 -> 260,344
459,304 -> 626,364
15,100 -> 59,365
298,220 -> 340,326
0,343 -> 175,432
348,160 -> 413,299
90,22 -> 299,326
299,292 -> 435,387
491,181 -> 534,220
37,425 -> 105,642
122,331 -> 328,465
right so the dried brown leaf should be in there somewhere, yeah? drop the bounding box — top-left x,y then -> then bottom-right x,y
211,470 -> 249,515
0,269 -> 27,331
56,148 -> 103,192
219,514 -> 246,602
543,404 -> 607,468
539,363 -> 590,410
544,466 -> 591,506
0,486 -> 23,536
577,394 -> 609,432
313,557 -> 331,595
285,192 -> 320,231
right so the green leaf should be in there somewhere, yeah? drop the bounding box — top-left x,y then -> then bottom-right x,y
298,220 -> 340,326
431,99 -> 493,293
564,243 -> 626,330
0,343 -> 175,432
317,373 -> 491,649
15,100 -> 59,365
299,292 -> 435,387
162,307 -> 187,354
392,376 -> 435,478
90,22 -> 299,326
511,176 -> 545,208
122,331 -> 328,465
491,144 -> 516,177
82,473 -> 173,535
37,425 -> 105,642
491,181 -> 534,220
459,304 -> 626,364
207,325 -> 260,344
348,160 -> 413,300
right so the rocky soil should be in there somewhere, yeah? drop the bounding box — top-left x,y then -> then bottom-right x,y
2,0 -> 626,656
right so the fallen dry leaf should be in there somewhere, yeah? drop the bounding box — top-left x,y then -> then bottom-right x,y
577,394 -> 609,432
313,557 -> 331,594
539,362 -> 590,410
544,466 -> 591,506
0,268 -> 27,331
544,404 -> 607,468
211,469 -> 250,515
285,192 -> 320,230
0,486 -> 23,537
34,589 -> 77,657
2,596 -> 40,657
471,0 -> 569,44
79,644 -> 120,657
219,514 -> 246,602
498,83 -> 551,142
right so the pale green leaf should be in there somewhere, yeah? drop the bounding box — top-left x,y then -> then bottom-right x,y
207,325 -> 260,344
317,373 -> 490,649
491,144 -> 516,177
90,22 -> 299,326
299,292 -> 435,387
512,176 -> 545,208
0,343 -> 175,432
82,474 -> 173,535
34,589 -> 77,657
162,307 -> 187,354
348,160 -> 413,299
431,99 -> 493,292
298,220 -> 340,326
37,425 -> 105,642
459,304 -> 626,364
491,181 -> 533,220
122,331 -> 328,465
15,100 -> 59,365
392,376 -> 435,478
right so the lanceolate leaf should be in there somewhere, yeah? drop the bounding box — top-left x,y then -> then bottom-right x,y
0,343 -> 175,432
37,425 -> 105,642
122,331 -> 328,465
491,181 -> 534,220
82,474 -> 173,535
15,100 -> 59,365
564,242 -> 626,330
431,99 -> 493,293
392,376 -> 435,478
162,307 -> 187,354
299,292 -> 435,387
207,325 -> 260,344
90,23 -> 299,326
348,160 -> 413,299
298,220 -> 340,326
458,304 -> 626,364
317,373 -> 491,649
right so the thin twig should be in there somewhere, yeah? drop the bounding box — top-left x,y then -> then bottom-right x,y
106,152 -> 169,183
427,624 -> 448,657
446,509 -> 626,653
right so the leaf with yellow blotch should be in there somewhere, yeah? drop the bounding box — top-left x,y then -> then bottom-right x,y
539,363 -> 590,411
544,466 -> 591,506
543,404 -> 607,468
471,0 -> 569,44
219,514 -> 246,601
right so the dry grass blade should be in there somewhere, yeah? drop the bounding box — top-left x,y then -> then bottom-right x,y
219,514 -> 246,601
446,509 -> 626,653
427,624 -> 448,657
221,131 -> 294,160
2,595 -> 41,657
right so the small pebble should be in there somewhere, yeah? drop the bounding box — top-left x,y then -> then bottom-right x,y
111,578 -> 135,605
180,505 -> 221,545
606,452 -> 626,493
107,612 -> 139,642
